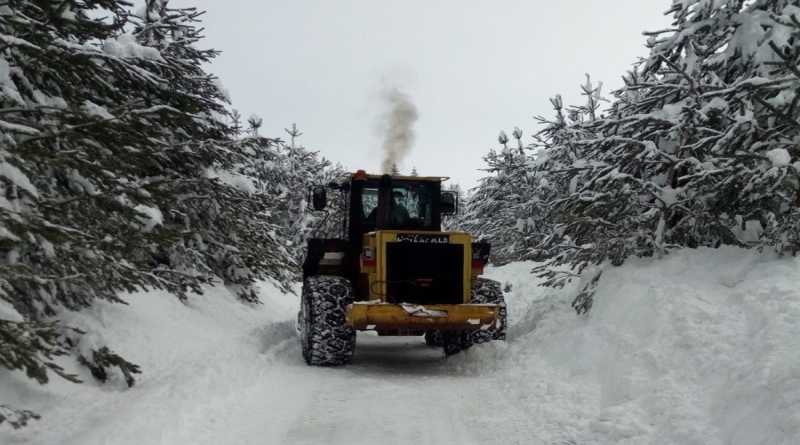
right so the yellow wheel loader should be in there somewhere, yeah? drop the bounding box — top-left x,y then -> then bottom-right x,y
299,170 -> 506,365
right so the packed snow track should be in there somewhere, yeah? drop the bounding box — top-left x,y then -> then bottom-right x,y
273,335 -> 511,445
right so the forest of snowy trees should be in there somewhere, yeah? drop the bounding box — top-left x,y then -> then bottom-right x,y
460,0 -> 800,312
0,0 -> 339,428
2,0 -> 799,432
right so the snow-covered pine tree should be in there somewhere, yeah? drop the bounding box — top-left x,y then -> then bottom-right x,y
0,0 -> 216,417
131,1 -> 300,302
536,1 -> 800,313
410,166 -> 419,176
391,163 -> 401,175
529,82 -> 604,262
459,133 -> 532,265
285,123 -> 302,147
0,0 -> 311,423
279,124 -> 344,260
231,122 -> 343,266
548,2 -> 752,270
712,1 -> 800,253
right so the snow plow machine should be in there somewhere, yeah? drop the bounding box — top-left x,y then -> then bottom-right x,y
298,170 -> 507,365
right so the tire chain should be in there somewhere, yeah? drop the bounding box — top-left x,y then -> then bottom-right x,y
299,276 -> 356,365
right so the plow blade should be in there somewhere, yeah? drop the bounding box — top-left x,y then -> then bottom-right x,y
346,302 -> 500,331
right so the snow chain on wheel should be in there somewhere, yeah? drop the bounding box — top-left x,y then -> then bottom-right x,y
299,276 -> 356,366
442,330 -> 473,357
470,277 -> 507,343
424,330 -> 443,347
442,277 -> 507,357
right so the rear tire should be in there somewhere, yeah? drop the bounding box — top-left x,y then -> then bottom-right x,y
470,278 -> 507,344
442,278 -> 507,357
424,331 -> 443,347
299,276 -> 356,366
442,330 -> 473,357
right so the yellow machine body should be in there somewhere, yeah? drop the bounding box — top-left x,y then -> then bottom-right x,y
346,230 -> 497,334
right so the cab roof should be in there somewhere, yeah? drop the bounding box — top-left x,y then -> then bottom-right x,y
343,170 -> 450,182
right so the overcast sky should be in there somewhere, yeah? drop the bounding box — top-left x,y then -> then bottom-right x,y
168,0 -> 673,189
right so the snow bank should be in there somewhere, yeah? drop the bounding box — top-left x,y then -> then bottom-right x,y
0,281 -> 299,445
472,246 -> 800,445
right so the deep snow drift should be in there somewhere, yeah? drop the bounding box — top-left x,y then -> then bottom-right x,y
1,247 -> 798,444
457,247 -> 800,444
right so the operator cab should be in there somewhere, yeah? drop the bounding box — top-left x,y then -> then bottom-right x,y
347,172 -> 457,246
307,170 -> 458,252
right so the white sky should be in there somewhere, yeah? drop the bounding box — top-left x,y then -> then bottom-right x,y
168,0 -> 673,189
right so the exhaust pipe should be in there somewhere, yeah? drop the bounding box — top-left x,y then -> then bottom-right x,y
377,174 -> 392,229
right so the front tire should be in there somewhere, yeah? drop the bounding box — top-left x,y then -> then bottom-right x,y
299,276 -> 356,366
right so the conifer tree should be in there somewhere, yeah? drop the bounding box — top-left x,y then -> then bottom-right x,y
534,3 -> 753,302
527,82 -> 603,262
0,0 -> 205,419
230,122 -> 343,266
131,0 -> 302,301
285,123 -> 303,147
0,0 -> 306,422
534,0 -> 800,312
718,0 -> 800,253
459,138 -> 531,264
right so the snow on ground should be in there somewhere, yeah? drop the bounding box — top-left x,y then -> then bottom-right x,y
464,246 -> 800,445
2,246 -> 799,444
1,281 -> 300,445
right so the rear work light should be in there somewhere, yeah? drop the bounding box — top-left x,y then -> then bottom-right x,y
362,248 -> 376,267
471,259 -> 488,269
471,242 -> 491,273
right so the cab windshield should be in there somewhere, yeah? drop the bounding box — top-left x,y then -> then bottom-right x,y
362,180 -> 436,229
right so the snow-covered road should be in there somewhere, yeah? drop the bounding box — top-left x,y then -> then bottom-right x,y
158,331 -> 509,445
3,279 -> 531,445
273,336 -> 489,445
170,328 -> 528,445
3,247 -> 800,445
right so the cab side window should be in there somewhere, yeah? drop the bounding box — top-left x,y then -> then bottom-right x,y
363,188 -> 378,218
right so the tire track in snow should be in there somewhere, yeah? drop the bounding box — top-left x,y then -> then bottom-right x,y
279,335 -> 482,445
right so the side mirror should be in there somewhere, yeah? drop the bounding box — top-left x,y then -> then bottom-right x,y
441,191 -> 457,215
311,186 -> 327,211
